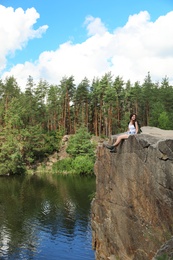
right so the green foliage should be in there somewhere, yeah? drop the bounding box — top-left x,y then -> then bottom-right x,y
150,102 -> 165,127
0,126 -> 63,175
56,128 -> 65,149
52,127 -> 95,175
43,130 -> 62,154
52,156 -> 94,176
52,158 -> 73,174
0,131 -> 26,175
1,72 -> 173,175
120,112 -> 131,132
156,254 -> 169,260
66,126 -> 95,159
72,155 -> 94,175
19,126 -> 59,163
158,112 -> 170,130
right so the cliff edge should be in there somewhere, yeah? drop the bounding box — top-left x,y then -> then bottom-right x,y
91,126 -> 173,260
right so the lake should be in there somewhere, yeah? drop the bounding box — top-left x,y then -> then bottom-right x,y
0,174 -> 96,260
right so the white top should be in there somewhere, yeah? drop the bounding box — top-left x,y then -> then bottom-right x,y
128,123 -> 136,134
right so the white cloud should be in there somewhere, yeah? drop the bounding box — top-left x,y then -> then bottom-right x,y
1,9 -> 173,90
0,5 -> 48,71
84,16 -> 107,36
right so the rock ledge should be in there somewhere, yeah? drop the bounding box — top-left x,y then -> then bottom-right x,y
92,127 -> 173,260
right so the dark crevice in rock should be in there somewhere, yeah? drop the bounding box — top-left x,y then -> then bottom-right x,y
157,182 -> 173,192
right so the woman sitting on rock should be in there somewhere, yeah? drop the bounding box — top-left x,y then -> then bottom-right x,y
106,113 -> 139,153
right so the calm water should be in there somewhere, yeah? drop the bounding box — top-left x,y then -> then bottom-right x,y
0,174 -> 96,260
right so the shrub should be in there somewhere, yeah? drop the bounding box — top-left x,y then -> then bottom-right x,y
52,158 -> 73,174
52,126 -> 95,175
72,155 -> 94,175
66,126 -> 95,159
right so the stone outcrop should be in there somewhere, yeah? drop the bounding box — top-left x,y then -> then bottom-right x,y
91,127 -> 173,260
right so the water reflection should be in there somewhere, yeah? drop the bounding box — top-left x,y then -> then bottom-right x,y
0,174 -> 96,260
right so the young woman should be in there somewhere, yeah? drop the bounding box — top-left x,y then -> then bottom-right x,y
106,113 -> 139,152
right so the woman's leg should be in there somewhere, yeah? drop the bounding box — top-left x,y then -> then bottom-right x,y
113,134 -> 129,146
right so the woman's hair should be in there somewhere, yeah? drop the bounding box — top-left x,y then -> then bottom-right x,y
129,113 -> 137,121
129,113 -> 137,128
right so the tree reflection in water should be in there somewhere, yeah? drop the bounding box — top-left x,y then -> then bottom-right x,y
0,174 -> 96,260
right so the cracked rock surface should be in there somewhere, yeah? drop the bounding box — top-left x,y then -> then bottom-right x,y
91,126 -> 173,260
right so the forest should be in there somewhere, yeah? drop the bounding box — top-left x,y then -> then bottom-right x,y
0,71 -> 173,175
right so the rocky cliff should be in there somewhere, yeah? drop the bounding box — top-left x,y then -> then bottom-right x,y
91,127 -> 173,260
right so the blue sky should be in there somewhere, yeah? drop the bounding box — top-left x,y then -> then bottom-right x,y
0,0 -> 173,90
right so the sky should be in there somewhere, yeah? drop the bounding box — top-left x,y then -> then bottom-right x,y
0,0 -> 173,90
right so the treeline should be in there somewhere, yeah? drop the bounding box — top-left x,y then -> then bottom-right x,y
0,72 -> 173,174
1,72 -> 173,135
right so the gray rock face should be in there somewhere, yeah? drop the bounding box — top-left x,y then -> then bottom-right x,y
91,127 -> 173,260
